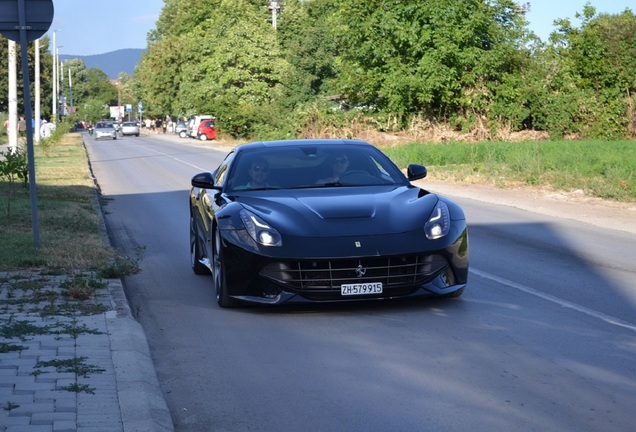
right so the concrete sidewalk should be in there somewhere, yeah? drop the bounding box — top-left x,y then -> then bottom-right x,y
0,275 -> 174,432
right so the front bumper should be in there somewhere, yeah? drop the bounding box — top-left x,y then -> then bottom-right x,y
219,228 -> 468,305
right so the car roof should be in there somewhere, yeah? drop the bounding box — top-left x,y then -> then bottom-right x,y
234,139 -> 373,153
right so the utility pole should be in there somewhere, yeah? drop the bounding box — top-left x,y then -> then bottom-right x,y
35,38 -> 40,144
52,30 -> 57,121
68,67 -> 73,114
8,39 -> 18,152
117,79 -> 122,122
59,59 -> 65,117
268,1 -> 283,30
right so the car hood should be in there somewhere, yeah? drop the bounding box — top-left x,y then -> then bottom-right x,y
236,186 -> 439,237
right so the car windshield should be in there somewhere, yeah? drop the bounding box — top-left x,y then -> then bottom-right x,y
226,145 -> 407,192
96,122 -> 110,128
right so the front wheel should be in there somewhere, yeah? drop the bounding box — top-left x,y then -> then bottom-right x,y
179,131 -> 187,138
199,133 -> 208,141
213,227 -> 238,308
190,214 -> 210,275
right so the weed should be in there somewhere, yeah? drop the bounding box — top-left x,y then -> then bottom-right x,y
60,273 -> 107,301
57,320 -> 105,339
35,356 -> 105,378
0,342 -> 26,353
60,383 -> 95,394
97,246 -> 145,279
33,356 -> 102,394
3,402 -> 20,411
0,318 -> 55,341
40,302 -> 109,318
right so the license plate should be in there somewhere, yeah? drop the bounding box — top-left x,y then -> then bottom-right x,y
341,282 -> 383,296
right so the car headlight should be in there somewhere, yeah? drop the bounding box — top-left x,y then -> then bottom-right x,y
239,209 -> 282,247
424,200 -> 450,240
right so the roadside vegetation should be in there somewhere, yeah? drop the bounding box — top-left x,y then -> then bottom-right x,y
383,140 -> 636,202
0,132 -> 139,272
2,1 -> 636,143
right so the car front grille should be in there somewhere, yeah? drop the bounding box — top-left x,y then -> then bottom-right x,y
260,254 -> 448,293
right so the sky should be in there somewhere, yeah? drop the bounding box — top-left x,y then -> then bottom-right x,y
46,0 -> 635,56
524,0 -> 635,41
48,0 -> 165,56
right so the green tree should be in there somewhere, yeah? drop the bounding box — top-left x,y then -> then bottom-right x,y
331,0 -> 529,123
139,0 -> 290,131
276,0 -> 341,108
547,4 -> 636,137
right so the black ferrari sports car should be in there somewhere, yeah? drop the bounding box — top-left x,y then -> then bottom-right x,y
190,139 -> 468,307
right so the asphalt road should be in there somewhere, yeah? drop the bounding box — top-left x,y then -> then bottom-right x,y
85,132 -> 636,432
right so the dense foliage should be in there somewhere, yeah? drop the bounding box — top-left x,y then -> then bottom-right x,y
2,1 -> 635,139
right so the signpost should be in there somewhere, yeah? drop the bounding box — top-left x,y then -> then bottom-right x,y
0,0 -> 55,248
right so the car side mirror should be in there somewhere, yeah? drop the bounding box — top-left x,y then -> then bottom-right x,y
407,164 -> 427,181
191,172 -> 221,191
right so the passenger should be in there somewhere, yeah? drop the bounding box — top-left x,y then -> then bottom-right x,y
316,153 -> 349,184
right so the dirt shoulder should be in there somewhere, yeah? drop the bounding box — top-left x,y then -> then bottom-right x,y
416,180 -> 636,235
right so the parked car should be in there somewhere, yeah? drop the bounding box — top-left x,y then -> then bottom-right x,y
197,120 -> 217,141
189,139 -> 469,308
175,121 -> 188,138
189,115 -> 214,138
94,122 -> 117,140
120,121 -> 140,137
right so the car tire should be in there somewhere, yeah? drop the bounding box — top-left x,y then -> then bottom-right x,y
199,134 -> 208,141
113,136 -> 117,140
213,226 -> 238,308
179,131 -> 187,138
190,214 -> 210,275
135,134 -> 139,137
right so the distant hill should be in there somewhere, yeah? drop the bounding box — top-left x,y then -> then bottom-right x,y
60,49 -> 145,79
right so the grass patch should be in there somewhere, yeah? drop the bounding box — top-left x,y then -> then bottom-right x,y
0,133 -> 114,271
383,140 -> 636,202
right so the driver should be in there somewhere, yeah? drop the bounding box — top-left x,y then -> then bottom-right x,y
235,157 -> 274,190
316,153 -> 349,184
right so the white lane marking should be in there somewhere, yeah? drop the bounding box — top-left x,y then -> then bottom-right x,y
138,143 -> 212,171
471,268 -> 636,333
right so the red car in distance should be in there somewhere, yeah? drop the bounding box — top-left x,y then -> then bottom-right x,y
197,120 -> 217,141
